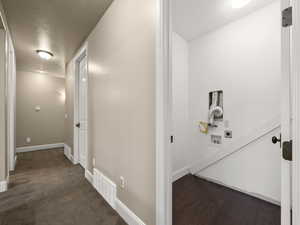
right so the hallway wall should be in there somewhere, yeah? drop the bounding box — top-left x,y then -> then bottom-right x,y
65,62 -> 74,151
65,0 -> 156,223
87,0 -> 156,223
16,71 -> 65,147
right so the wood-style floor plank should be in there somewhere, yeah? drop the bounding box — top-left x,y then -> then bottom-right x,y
173,175 -> 280,225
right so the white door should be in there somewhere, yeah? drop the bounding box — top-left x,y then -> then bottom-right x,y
280,1 -> 292,224
77,55 -> 88,168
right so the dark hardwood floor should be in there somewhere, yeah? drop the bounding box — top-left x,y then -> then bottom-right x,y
173,175 -> 280,225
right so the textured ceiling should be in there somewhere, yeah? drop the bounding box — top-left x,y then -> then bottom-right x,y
2,0 -> 113,77
173,0 -> 277,41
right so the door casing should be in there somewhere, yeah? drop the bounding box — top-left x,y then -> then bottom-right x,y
291,0 -> 300,224
73,44 -> 88,169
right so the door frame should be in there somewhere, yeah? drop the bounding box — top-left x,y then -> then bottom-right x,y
281,0 -> 292,224
73,44 -> 88,168
7,37 -> 16,172
156,0 -> 300,224
1,11 -> 17,173
291,0 -> 300,224
155,0 -> 172,224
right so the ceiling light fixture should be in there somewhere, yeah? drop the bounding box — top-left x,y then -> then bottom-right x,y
231,0 -> 251,9
36,50 -> 53,60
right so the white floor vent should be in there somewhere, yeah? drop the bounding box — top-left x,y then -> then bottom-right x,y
93,168 -> 116,209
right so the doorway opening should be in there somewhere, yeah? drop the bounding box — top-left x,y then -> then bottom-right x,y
167,0 -> 292,224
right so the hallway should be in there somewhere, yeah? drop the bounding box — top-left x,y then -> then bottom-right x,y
0,149 -> 126,225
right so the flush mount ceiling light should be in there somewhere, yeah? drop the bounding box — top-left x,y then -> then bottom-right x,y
231,0 -> 251,9
36,50 -> 53,60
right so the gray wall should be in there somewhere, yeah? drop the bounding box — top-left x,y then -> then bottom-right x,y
65,0 -> 156,223
16,71 -> 65,147
65,62 -> 74,151
87,0 -> 156,223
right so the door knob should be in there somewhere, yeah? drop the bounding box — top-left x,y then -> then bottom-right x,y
76,123 -> 80,128
272,135 -> 281,145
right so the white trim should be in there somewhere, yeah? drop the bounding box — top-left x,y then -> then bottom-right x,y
0,179 -> 8,192
115,199 -> 146,225
292,0 -> 300,223
7,40 -> 16,172
73,43 -> 88,168
16,143 -> 64,153
190,115 -> 280,174
281,0 -> 293,225
172,166 -> 190,182
93,168 -> 116,210
156,0 -> 172,224
196,174 -> 280,206
91,168 -> 146,225
63,144 -> 75,164
85,169 -> 93,184
13,155 -> 17,169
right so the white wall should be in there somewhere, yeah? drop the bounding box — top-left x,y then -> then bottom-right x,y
172,1 -> 281,202
172,33 -> 189,178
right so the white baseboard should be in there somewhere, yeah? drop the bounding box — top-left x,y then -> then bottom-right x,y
14,155 -> 17,169
115,198 -> 146,225
64,144 -> 75,164
0,179 -> 8,193
172,166 -> 190,182
92,168 -> 146,225
190,115 -> 280,174
93,168 -> 117,209
9,155 -> 17,171
16,143 -> 64,153
85,169 -> 93,184
196,174 -> 280,206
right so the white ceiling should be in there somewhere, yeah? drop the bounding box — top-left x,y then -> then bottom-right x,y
2,0 -> 114,77
172,0 -> 277,41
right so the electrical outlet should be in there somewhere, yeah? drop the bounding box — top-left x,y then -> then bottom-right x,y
120,176 -> 125,189
211,135 -> 222,144
26,137 -> 31,143
92,158 -> 96,167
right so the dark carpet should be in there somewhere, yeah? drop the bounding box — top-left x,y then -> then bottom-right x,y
0,148 -> 127,225
173,174 -> 280,225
